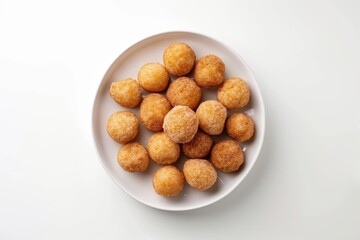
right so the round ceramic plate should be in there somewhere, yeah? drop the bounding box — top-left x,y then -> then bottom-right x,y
92,31 -> 265,211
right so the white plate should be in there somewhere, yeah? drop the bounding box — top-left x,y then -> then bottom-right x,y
92,31 -> 265,211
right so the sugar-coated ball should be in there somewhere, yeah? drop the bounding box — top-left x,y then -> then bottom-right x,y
153,165 -> 184,197
181,130 -> 213,159
138,63 -> 169,92
163,43 -> 196,76
163,106 -> 199,143
117,142 -> 149,172
109,78 -> 142,108
183,159 -> 217,191
140,94 -> 172,132
196,100 -> 227,135
106,111 -> 139,144
194,54 -> 225,87
226,113 -> 255,142
147,132 -> 180,164
217,78 -> 250,110
211,140 -> 244,173
166,77 -> 201,110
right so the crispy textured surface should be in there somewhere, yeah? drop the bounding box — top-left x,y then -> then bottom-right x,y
183,159 -> 217,191
166,77 -> 201,110
163,42 -> 196,76
109,78 -> 142,108
117,142 -> 149,172
217,78 -> 250,110
153,165 -> 184,197
147,132 -> 180,164
140,94 -> 172,132
106,111 -> 139,144
163,106 -> 199,143
138,63 -> 169,92
226,113 -> 255,142
194,54 -> 225,87
182,130 -> 213,158
196,100 -> 227,135
211,140 -> 244,172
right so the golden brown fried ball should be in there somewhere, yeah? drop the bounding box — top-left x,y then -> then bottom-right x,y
117,142 -> 149,172
106,111 -> 139,144
196,100 -> 227,135
163,42 -> 196,76
109,78 -> 142,108
137,63 -> 169,92
147,132 -> 180,164
183,159 -> 217,191
194,54 -> 225,87
166,77 -> 201,110
226,113 -> 255,142
211,140 -> 244,173
153,165 -> 184,197
163,106 -> 199,143
140,94 -> 172,132
217,78 -> 250,110
181,130 -> 213,159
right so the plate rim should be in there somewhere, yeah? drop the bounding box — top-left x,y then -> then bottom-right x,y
91,31 -> 266,211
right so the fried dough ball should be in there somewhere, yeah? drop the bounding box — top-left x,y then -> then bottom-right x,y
163,43 -> 196,76
181,130 -> 213,159
137,63 -> 169,92
163,106 -> 199,143
196,100 -> 227,135
166,77 -> 201,110
147,132 -> 180,164
106,111 -> 139,144
217,78 -> 250,110
109,78 -> 142,108
211,140 -> 244,173
183,159 -> 217,191
194,54 -> 225,87
153,165 -> 184,197
140,94 -> 172,132
226,113 -> 255,142
117,142 -> 149,172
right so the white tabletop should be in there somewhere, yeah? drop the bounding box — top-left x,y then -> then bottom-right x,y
1,0 -> 359,239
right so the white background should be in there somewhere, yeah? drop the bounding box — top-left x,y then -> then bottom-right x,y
1,0 -> 359,239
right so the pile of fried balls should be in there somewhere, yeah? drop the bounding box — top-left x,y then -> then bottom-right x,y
106,43 -> 255,197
